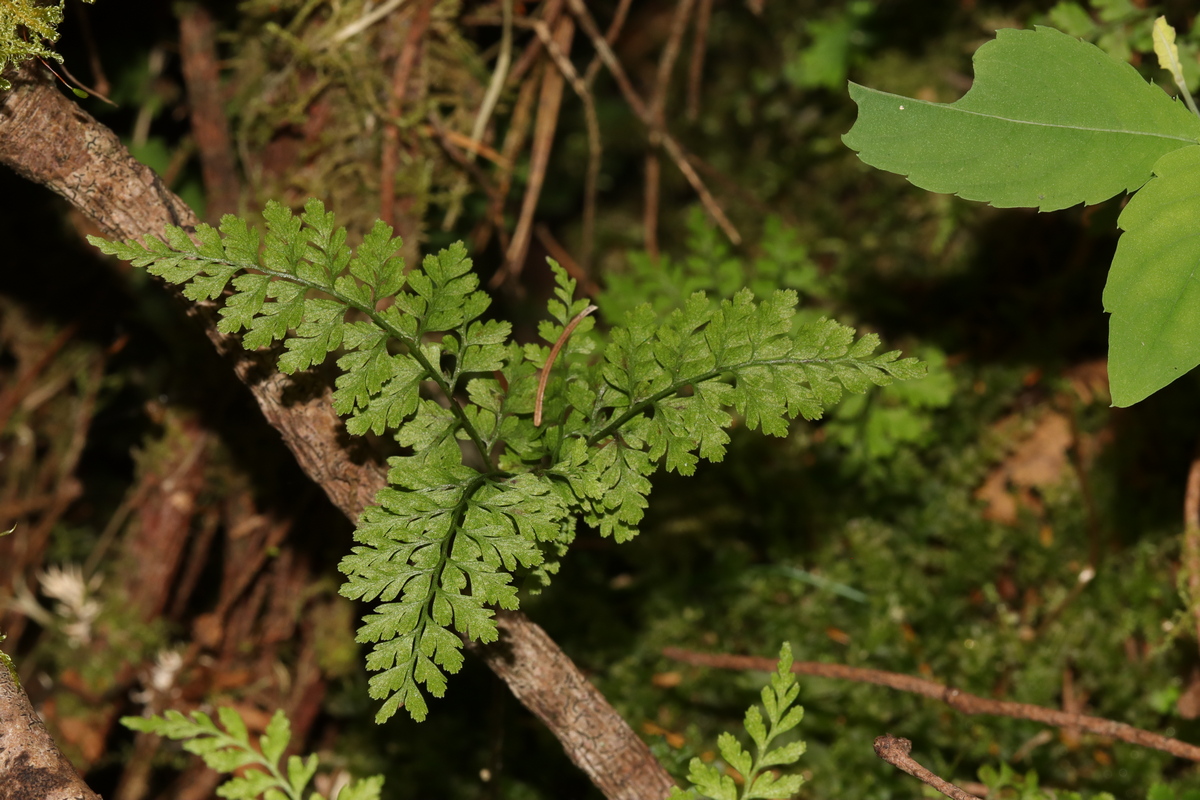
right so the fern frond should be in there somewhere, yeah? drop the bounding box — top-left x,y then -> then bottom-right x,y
339,440 -> 569,722
90,201 -> 924,722
561,288 -> 923,543
671,643 -> 806,800
121,707 -> 384,800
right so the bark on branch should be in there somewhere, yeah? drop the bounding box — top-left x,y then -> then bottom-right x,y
0,62 -> 673,800
0,662 -> 101,800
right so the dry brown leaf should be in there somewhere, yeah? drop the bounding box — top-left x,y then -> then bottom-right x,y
1178,669 -> 1200,719
976,411 -> 1074,524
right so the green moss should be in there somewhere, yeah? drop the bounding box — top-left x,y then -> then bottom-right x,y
0,0 -> 96,91
0,634 -> 19,692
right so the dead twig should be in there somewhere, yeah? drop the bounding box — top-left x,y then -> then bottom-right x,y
1185,450 -> 1200,650
644,153 -> 661,262
874,735 -> 983,800
644,0 -> 696,260
427,111 -> 503,215
491,16 -> 575,289
686,0 -> 713,121
566,0 -> 740,245
468,0 -> 515,157
534,304 -> 598,426
178,3 -> 240,220
663,647 -> 1200,762
473,74 -> 537,256
534,13 -> 603,266
380,0 -> 432,228
503,0 -> 565,90
584,0 -> 634,86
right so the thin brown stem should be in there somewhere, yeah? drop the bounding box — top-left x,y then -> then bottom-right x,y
1185,450 -> 1200,650
650,0 -> 695,125
686,0 -> 713,121
534,304 -> 598,426
664,647 -> 1200,762
178,3 -> 240,220
504,0 -> 564,89
534,224 -> 600,297
522,13 -> 602,267
492,16 -> 575,288
874,735 -> 983,800
566,0 -> 740,244
584,0 -> 634,85
644,152 -> 660,262
380,0 -> 432,227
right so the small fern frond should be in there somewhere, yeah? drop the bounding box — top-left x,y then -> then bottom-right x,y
670,643 -> 806,800
338,440 -> 570,722
121,707 -> 384,800
561,289 -> 924,543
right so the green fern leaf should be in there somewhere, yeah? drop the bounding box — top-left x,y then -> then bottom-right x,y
687,760 -> 739,800
340,441 -> 567,722
92,201 -> 925,723
676,643 -> 807,800
217,771 -> 279,800
744,772 -> 805,800
277,298 -> 347,373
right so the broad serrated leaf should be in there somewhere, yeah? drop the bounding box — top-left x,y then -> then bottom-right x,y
843,26 -> 1200,211
590,437 -> 653,541
744,705 -> 768,751
1104,145 -> 1200,405
262,201 -> 309,277
759,739 -> 808,769
218,273 -> 272,335
185,742 -> 260,773
773,705 -> 804,737
244,280 -> 307,350
339,467 -> 514,722
342,358 -> 427,438
278,298 -> 346,373
350,221 -> 406,299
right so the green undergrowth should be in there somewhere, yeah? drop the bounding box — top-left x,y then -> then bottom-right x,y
528,189 -> 1200,799
532,355 -> 1200,800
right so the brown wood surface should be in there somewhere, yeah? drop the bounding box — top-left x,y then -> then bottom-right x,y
0,663 -> 101,800
0,61 -> 674,800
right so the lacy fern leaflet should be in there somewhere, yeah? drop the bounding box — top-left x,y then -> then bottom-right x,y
90,199 -> 924,721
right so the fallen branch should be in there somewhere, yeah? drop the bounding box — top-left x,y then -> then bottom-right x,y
0,61 -> 675,800
663,647 -> 1200,762
874,734 -> 982,800
0,659 -> 101,800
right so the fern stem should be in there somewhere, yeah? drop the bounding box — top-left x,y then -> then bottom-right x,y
408,472 -> 491,696
535,304 -> 598,426
247,265 -> 495,465
587,355 -> 859,445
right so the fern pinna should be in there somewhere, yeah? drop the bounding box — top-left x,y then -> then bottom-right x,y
89,199 -> 925,722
